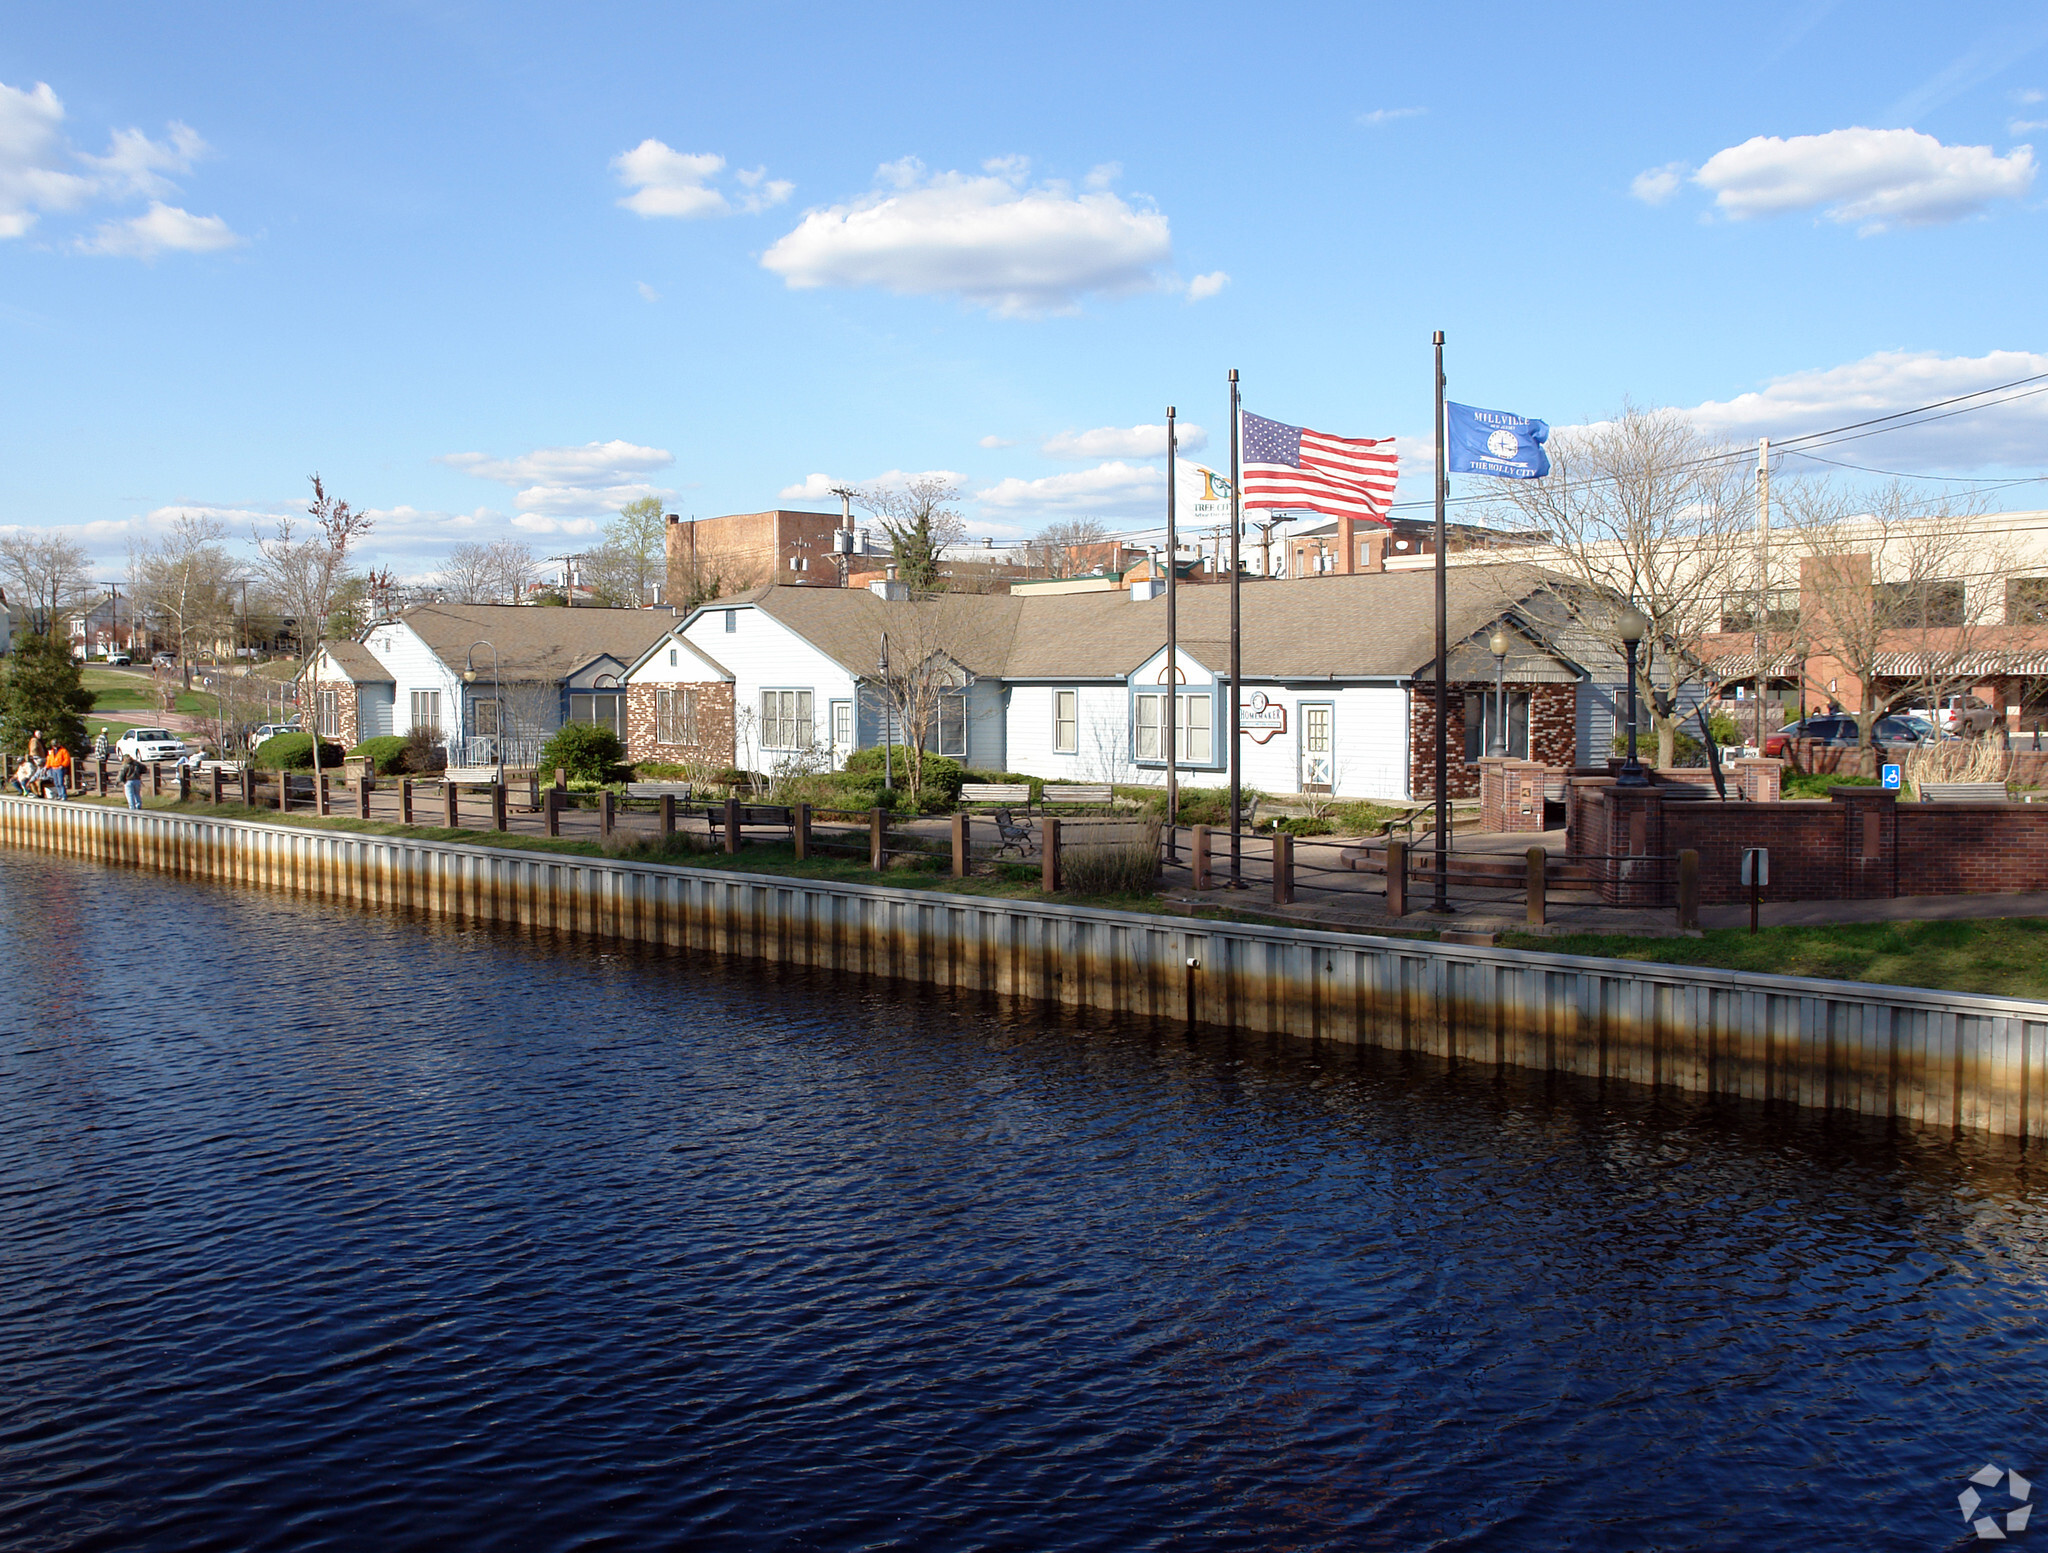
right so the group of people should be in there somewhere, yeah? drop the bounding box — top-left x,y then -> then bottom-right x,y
10,730 -> 149,809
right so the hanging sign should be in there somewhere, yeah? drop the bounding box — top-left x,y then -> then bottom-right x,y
1241,690 -> 1288,744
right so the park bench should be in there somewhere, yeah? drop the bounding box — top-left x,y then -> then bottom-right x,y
626,782 -> 693,802
990,807 -> 1035,857
961,781 -> 1032,807
1042,783 -> 1114,807
1918,781 -> 2010,803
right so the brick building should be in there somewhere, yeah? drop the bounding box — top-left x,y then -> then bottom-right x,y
665,510 -> 863,602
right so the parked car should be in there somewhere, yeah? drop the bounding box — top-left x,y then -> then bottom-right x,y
113,728 -> 190,763
249,723 -> 299,749
1761,714 -> 1930,758
152,652 -> 177,668
105,652 -> 132,666
1906,694 -> 1998,736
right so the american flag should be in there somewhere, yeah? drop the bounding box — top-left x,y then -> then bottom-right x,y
1240,410 -> 1399,525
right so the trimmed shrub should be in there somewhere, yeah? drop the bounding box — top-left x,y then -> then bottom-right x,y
842,745 -> 963,811
539,722 -> 624,783
252,731 -> 346,770
347,735 -> 410,774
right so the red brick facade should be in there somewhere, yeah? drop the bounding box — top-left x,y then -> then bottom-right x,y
1410,681 -> 1576,800
310,676 -> 361,747
625,680 -> 734,769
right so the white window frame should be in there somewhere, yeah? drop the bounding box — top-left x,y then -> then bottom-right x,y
1133,690 -> 1214,766
409,689 -> 442,733
317,688 -> 340,738
760,688 -> 815,751
569,692 -> 625,737
937,688 -> 968,758
1053,689 -> 1079,754
830,699 -> 853,756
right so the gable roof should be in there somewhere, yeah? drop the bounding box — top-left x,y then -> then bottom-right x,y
706,565 -> 1584,682
622,622 -> 733,680
316,639 -> 393,682
390,602 -> 676,681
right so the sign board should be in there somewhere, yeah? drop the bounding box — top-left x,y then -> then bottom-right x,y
1184,464 -> 1233,522
1881,764 -> 1901,790
1240,690 -> 1288,744
1740,847 -> 1769,887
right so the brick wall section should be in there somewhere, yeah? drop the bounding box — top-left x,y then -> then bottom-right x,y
1574,783 -> 2048,904
624,681 -> 734,769
1411,681 -> 1574,801
311,676 -> 360,747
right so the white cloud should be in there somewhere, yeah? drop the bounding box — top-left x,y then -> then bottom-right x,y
81,201 -> 241,257
975,460 -> 1164,517
778,468 -> 963,503
612,140 -> 790,219
759,156 -> 1175,317
637,280 -> 660,302
1630,161 -> 1689,205
1042,423 -> 1207,459
977,434 -> 1015,449
440,439 -> 675,518
0,79 -> 232,250
2011,119 -> 2048,134
2018,89 -> 2046,104
1690,127 -> 2035,231
1186,270 -> 1228,301
1357,107 -> 1425,127
1681,348 -> 2048,470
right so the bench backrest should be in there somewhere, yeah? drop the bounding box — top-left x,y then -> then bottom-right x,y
1042,783 -> 1113,805
961,782 -> 1031,803
1918,781 -> 2010,802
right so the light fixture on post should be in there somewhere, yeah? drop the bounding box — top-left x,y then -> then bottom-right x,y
463,640 -> 502,787
1615,606 -> 1650,788
1487,629 -> 1511,758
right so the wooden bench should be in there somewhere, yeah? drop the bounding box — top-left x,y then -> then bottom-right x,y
1042,783 -> 1113,806
1918,781 -> 2010,803
626,782 -> 692,802
961,781 -> 1032,807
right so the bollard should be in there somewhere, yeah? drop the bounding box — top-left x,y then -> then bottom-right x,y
400,777 -> 414,825
660,793 -> 675,838
97,758 -> 109,795
277,767 -> 288,811
1386,838 -> 1408,916
152,761 -> 163,797
1677,848 -> 1700,931
1273,830 -> 1294,906
725,797 -> 742,855
317,773 -> 330,816
443,780 -> 459,829
178,766 -> 191,803
1527,846 -> 1547,927
869,807 -> 887,870
952,811 -> 968,878
357,776 -> 372,820
601,789 -> 616,838
793,803 -> 811,861
555,767 -> 567,790
242,766 -> 256,806
1042,816 -> 1061,893
1192,824 -> 1211,890
492,781 -> 507,832
211,767 -> 224,805
545,786 -> 560,838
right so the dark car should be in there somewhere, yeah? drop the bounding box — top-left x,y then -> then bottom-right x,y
1763,715 -> 1929,758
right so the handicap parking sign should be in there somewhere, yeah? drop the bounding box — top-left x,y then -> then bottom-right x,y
1882,764 -> 1901,790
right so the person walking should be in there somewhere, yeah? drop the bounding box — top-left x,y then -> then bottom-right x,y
44,741 -> 72,800
118,749 -> 145,810
26,729 -> 45,792
93,728 -> 110,762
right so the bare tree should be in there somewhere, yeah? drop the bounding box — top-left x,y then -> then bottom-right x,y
254,475 -> 374,787
1025,518 -> 1110,579
586,496 -> 668,607
857,592 -> 998,804
486,538 -> 537,604
136,513 -> 243,669
1782,479 -> 2009,747
440,542 -> 500,604
0,531 -> 93,632
1487,403 -> 1757,767
860,478 -> 965,592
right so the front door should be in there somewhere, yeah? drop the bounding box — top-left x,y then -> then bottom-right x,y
1299,702 -> 1334,791
830,699 -> 854,768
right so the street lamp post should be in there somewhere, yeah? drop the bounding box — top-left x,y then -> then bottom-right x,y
1487,629 -> 1510,758
879,633 -> 892,789
1616,606 -> 1650,787
463,640 -> 502,786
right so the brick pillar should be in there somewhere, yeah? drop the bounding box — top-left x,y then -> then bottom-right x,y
1735,758 -> 1782,802
1831,785 -> 1898,899
1600,786 -> 1668,907
1477,757 -> 1508,832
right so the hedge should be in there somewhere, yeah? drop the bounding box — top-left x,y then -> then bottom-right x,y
252,731 -> 347,770
345,735 -> 411,774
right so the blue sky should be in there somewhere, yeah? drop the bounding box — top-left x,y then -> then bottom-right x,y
4,1 -> 2047,577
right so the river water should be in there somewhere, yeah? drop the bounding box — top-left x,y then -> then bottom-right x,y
1,852 -> 2043,1550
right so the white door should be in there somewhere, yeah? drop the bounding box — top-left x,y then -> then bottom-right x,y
1299,702 -> 1334,790
830,700 -> 853,768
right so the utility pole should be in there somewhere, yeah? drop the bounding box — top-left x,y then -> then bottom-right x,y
1755,437 -> 1771,751
1432,330 -> 1452,914
831,487 -> 857,587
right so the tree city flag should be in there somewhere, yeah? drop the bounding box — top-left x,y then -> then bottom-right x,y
1446,402 -> 1551,479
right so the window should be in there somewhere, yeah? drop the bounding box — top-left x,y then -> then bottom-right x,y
937,689 -> 967,758
723,609 -> 737,633
471,698 -> 500,736
2010,577 -> 2048,624
1719,589 -> 1799,633
1053,689 -> 1079,754
655,685 -> 697,746
1874,579 -> 1965,629
669,647 -> 679,667
409,689 -> 442,733
1133,692 -> 1213,764
568,693 -> 624,736
317,689 -> 340,738
760,689 -> 814,749
1464,691 -> 1529,760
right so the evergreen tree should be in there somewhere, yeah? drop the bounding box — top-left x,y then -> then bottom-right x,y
2,631 -> 94,756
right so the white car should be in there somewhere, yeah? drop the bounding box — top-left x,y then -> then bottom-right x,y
249,723 -> 299,749
114,728 -> 190,763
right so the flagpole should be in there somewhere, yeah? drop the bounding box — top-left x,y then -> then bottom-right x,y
1228,367 -> 1243,889
1165,404 -> 1179,865
1432,330 -> 1453,913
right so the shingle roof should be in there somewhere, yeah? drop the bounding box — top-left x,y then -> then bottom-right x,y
733,564 -> 1575,681
393,602 -> 677,680
320,639 -> 392,682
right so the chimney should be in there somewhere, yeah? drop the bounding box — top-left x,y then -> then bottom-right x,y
870,578 -> 909,601
665,512 -> 679,525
